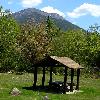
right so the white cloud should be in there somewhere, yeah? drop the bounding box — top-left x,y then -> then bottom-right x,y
8,0 -> 13,4
67,3 -> 100,18
8,1 -> 13,5
21,0 -> 42,8
41,6 -> 65,18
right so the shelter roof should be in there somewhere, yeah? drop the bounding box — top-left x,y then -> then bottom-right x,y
50,56 -> 83,69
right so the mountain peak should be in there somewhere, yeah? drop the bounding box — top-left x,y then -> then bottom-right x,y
13,8 -> 80,31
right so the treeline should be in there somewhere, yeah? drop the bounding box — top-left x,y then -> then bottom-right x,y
52,29 -> 100,74
0,7 -> 57,72
0,7 -> 100,74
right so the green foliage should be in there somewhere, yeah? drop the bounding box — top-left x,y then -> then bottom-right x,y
16,22 -> 52,71
52,28 -> 100,73
0,7 -> 20,72
0,6 -> 100,74
52,30 -> 86,59
85,32 -> 100,68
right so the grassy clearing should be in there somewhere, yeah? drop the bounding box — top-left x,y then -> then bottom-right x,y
0,73 -> 100,100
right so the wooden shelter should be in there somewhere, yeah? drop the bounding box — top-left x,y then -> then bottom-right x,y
33,56 -> 83,93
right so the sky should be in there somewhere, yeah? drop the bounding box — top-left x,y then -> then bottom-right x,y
0,0 -> 100,30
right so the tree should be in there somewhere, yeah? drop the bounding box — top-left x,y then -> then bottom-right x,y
0,7 -> 20,72
52,27 -> 100,74
88,23 -> 100,33
16,21 -> 52,71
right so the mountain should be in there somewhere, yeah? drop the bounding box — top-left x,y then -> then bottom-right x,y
12,8 -> 81,31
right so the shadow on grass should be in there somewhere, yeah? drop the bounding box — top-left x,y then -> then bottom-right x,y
22,85 -> 62,94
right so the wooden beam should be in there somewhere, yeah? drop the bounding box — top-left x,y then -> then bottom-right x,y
76,69 -> 80,90
33,66 -> 37,88
49,66 -> 53,86
70,68 -> 74,92
42,66 -> 45,87
63,67 -> 68,94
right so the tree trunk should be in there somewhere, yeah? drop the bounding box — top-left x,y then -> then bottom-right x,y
33,66 -> 37,88
42,66 -> 45,87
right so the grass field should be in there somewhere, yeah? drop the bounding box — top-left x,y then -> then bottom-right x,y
0,73 -> 100,100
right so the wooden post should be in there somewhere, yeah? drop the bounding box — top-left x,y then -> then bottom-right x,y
70,68 -> 74,92
63,67 -> 67,94
49,66 -> 53,86
33,66 -> 37,88
42,66 -> 45,87
76,69 -> 80,90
